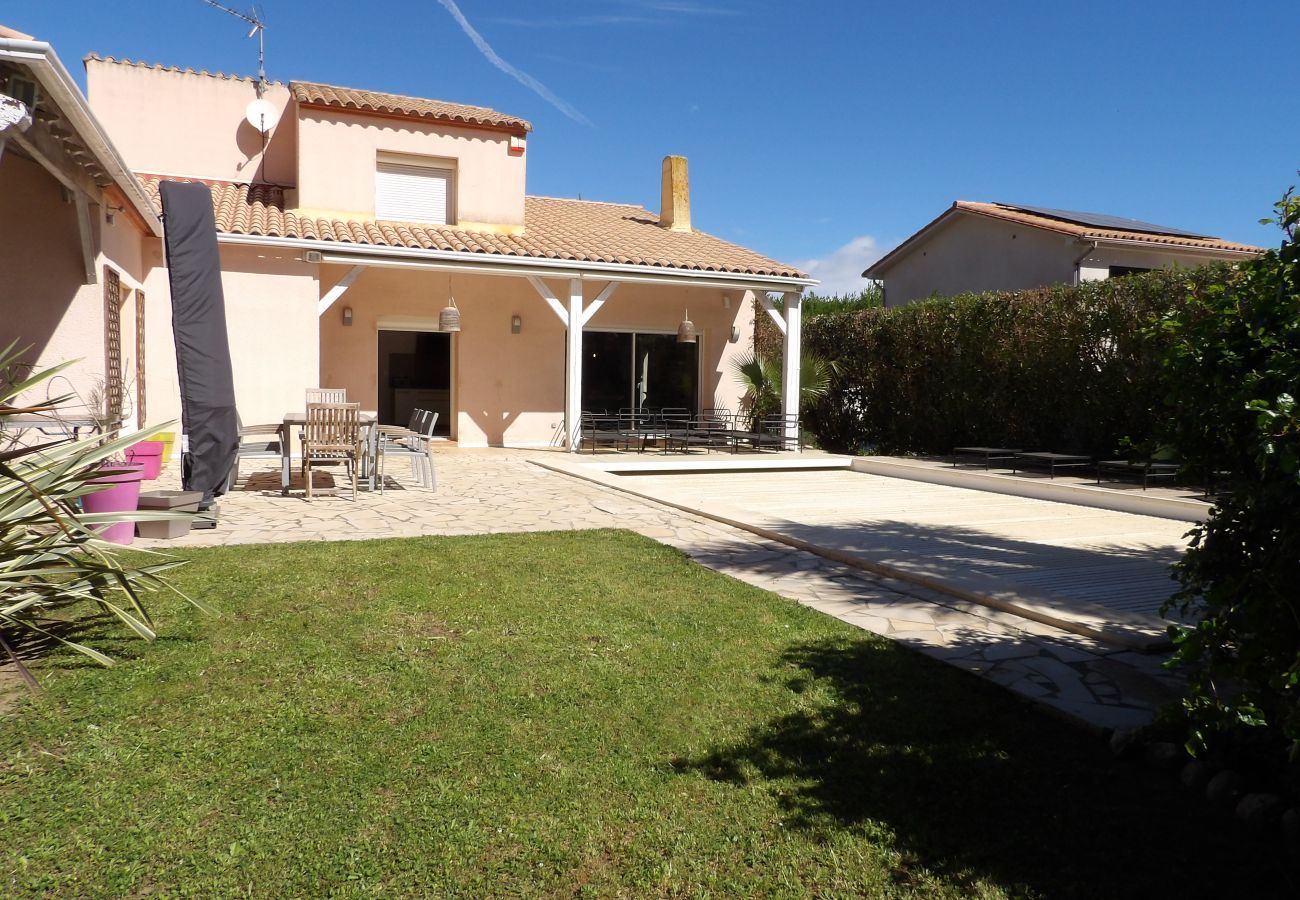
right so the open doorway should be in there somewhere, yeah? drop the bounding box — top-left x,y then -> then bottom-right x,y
377,329 -> 451,435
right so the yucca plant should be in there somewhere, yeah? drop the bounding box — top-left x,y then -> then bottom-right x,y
731,351 -> 838,430
0,343 -> 209,687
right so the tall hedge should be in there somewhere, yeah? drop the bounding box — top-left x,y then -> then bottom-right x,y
801,265 -> 1235,456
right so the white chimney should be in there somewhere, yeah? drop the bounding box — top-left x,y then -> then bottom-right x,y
660,155 -> 691,232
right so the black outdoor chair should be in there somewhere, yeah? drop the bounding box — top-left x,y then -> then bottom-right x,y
581,410 -> 629,454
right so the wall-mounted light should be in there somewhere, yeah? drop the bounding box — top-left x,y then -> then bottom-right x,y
342,306 -> 353,326
729,326 -> 740,344
511,314 -> 522,334
722,292 -> 731,309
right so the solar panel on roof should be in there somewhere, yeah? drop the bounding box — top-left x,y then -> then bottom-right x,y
1005,204 -> 1211,239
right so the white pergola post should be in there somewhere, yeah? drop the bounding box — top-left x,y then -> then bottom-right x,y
781,291 -> 802,442
565,278 -> 584,451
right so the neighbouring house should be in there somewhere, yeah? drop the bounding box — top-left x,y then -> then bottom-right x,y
864,201 -> 1260,307
1,26 -> 814,450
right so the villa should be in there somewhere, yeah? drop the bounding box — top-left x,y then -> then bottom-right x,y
1,26 -> 814,447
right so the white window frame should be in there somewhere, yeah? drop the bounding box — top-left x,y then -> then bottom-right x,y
375,153 -> 457,225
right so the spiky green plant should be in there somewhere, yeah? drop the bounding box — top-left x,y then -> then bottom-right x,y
0,343 -> 208,685
730,351 -> 837,430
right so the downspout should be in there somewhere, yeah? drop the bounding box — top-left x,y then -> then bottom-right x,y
1072,239 -> 1099,286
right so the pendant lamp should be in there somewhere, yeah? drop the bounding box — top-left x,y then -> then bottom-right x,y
676,309 -> 697,344
440,295 -> 461,332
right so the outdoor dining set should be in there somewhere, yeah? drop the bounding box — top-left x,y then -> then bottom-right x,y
581,408 -> 803,455
231,389 -> 439,500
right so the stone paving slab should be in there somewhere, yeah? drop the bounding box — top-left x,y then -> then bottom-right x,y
132,449 -> 1185,732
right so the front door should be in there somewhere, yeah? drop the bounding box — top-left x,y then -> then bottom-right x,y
377,329 -> 451,434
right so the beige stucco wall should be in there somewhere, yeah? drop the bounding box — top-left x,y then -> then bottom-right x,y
295,109 -> 525,227
318,267 -> 753,447
0,152 -> 148,417
1076,245 -> 1239,282
140,241 -> 319,431
86,59 -> 296,185
883,213 -> 1249,304
882,214 -> 1078,306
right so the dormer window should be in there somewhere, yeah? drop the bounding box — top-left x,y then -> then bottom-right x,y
375,153 -> 456,225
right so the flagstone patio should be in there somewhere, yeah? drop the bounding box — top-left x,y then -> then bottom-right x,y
139,448 -> 1184,732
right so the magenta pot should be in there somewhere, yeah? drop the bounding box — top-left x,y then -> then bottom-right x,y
81,463 -> 146,545
124,440 -> 165,480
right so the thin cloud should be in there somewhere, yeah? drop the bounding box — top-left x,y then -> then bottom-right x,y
795,235 -> 890,296
488,1 -> 738,28
433,0 -> 593,127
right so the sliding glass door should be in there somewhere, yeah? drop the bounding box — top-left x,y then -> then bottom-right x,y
582,330 -> 699,413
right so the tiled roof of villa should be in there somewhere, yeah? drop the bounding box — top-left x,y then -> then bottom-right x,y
955,201 -> 1261,254
290,80 -> 532,134
139,176 -> 807,280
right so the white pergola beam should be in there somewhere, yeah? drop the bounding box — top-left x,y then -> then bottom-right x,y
526,275 -> 569,324
781,291 -> 802,441
758,292 -> 787,335
317,265 -> 365,316
579,281 -> 618,327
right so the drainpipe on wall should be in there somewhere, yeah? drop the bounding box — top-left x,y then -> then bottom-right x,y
1073,240 -> 1099,286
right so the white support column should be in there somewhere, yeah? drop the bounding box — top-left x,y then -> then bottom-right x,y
565,278 -> 584,451
781,291 -> 802,444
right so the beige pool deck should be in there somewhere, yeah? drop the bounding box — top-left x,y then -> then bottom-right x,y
134,447 -> 1195,733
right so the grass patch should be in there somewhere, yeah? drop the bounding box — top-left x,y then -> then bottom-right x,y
0,530 -> 1290,897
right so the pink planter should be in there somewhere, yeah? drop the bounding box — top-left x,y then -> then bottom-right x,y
125,440 -> 165,480
81,463 -> 146,545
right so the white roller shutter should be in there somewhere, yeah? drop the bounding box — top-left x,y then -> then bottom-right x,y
375,161 -> 453,224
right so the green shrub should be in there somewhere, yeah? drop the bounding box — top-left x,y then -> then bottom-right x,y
1158,190 -> 1300,757
0,345 -> 206,681
801,266 -> 1234,456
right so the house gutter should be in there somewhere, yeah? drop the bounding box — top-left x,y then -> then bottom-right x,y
1084,234 -> 1260,258
215,231 -> 818,293
0,37 -> 161,234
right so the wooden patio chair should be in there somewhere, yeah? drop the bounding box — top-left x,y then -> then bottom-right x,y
306,387 -> 347,404
301,402 -> 363,500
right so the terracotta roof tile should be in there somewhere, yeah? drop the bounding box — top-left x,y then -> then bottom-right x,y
83,54 -> 279,87
290,80 -> 531,134
139,176 -> 806,280
956,201 -> 1261,254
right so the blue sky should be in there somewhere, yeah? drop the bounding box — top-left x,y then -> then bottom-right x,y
7,0 -> 1297,293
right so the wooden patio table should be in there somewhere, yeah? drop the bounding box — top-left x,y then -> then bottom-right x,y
280,411 -> 377,494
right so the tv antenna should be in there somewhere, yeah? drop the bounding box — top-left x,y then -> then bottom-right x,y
201,1 -> 268,97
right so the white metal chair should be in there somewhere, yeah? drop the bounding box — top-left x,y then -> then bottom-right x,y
376,409 -> 438,491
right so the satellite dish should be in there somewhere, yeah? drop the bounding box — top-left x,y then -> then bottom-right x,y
245,97 -> 279,133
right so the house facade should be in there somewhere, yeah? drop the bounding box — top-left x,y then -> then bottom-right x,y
865,201 -> 1260,307
3,28 -> 813,449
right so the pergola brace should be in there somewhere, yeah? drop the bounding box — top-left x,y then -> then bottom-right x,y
579,281 -> 618,327
526,275 -> 569,324
758,292 -> 786,335
74,191 -> 96,285
317,265 -> 364,316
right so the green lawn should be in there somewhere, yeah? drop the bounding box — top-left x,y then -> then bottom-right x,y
0,531 -> 1289,897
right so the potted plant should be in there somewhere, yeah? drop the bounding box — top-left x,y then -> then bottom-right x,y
81,456 -> 147,545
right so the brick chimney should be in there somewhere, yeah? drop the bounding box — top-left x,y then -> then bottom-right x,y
659,155 -> 691,232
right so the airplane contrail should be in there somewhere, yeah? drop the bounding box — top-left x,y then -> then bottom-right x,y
434,0 -> 594,127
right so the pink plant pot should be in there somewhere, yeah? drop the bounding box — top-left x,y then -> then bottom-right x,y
81,463 -> 146,545
124,440 -> 165,480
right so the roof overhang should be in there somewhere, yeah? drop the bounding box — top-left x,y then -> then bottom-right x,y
216,231 -> 818,293
1084,235 -> 1259,259
0,35 -> 160,234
